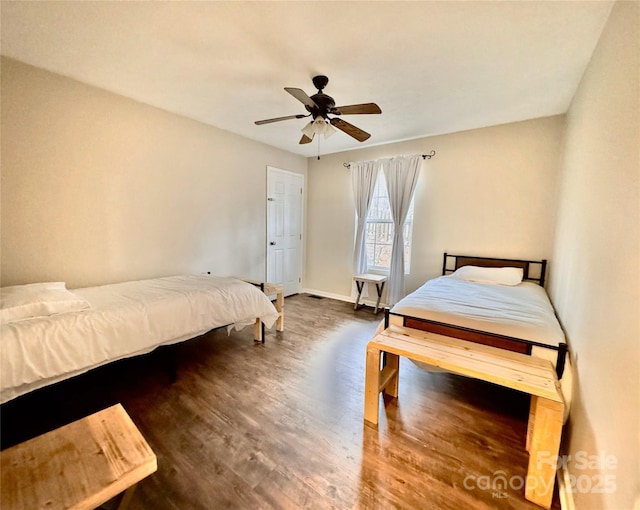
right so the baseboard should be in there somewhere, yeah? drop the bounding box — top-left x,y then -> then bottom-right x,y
301,288 -> 352,303
301,288 -> 388,310
557,464 -> 576,510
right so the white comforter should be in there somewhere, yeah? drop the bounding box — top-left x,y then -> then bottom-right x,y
0,275 -> 278,403
391,276 -> 565,349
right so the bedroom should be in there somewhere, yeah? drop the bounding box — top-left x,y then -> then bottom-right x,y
1,1 -> 638,510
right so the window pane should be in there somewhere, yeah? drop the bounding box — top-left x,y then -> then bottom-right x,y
374,244 -> 392,268
365,223 -> 376,242
403,223 -> 412,245
361,172 -> 415,272
378,197 -> 391,220
369,196 -> 381,219
365,243 -> 374,267
376,222 -> 393,245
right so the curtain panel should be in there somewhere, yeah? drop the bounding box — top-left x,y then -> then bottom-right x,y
382,154 -> 422,305
350,160 -> 380,275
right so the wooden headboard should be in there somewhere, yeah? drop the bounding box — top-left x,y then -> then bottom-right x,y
441,253 -> 547,287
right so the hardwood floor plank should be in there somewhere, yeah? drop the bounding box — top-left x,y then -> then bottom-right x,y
1,294 -> 560,509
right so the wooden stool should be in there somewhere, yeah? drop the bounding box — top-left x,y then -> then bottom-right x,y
1,404 -> 157,510
364,326 -> 564,509
353,274 -> 387,314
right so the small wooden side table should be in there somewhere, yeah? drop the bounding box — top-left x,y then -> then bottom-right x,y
353,274 -> 387,314
1,404 -> 157,510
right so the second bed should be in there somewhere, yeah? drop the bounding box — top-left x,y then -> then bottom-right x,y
385,253 -> 568,378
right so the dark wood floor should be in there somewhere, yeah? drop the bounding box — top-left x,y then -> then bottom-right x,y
1,294 -> 560,509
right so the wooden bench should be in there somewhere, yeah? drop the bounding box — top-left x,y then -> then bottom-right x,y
1,404 -> 157,510
364,326 -> 564,509
234,277 -> 285,342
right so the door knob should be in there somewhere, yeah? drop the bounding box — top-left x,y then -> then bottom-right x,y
270,242 -> 276,246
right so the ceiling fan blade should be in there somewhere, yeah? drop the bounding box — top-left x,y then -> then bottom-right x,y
299,134 -> 314,144
285,87 -> 319,109
255,114 -> 308,125
333,103 -> 382,115
329,118 -> 371,142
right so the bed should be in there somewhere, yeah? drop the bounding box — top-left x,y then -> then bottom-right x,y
0,274 -> 279,404
384,253 -> 568,378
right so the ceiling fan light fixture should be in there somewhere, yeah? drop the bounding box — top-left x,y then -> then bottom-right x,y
301,121 -> 316,139
301,117 -> 336,139
321,120 -> 337,139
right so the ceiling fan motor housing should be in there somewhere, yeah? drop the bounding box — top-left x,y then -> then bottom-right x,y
306,93 -> 336,119
306,75 -> 334,119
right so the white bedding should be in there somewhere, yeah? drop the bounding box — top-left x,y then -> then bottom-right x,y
0,275 -> 279,403
391,276 -> 566,361
391,274 -> 572,421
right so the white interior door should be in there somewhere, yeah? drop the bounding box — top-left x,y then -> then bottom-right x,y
267,167 -> 304,296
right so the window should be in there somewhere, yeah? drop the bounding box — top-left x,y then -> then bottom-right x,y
364,172 -> 414,272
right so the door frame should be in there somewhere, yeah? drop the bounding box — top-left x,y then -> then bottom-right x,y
266,166 -> 305,295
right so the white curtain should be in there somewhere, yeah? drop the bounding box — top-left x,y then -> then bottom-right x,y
382,154 -> 422,305
351,160 -> 380,275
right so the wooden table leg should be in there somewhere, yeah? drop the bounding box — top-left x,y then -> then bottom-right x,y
354,280 -> 364,310
374,282 -> 385,314
525,395 -> 564,509
364,346 -> 382,426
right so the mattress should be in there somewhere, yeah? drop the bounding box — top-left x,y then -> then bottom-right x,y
390,276 -> 566,365
0,275 -> 279,403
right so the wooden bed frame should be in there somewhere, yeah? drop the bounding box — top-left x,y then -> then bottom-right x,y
384,253 -> 567,377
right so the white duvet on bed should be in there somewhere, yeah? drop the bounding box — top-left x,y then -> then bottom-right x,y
0,275 -> 279,403
391,276 -> 565,349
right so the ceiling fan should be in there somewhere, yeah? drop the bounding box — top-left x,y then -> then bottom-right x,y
255,75 -> 382,144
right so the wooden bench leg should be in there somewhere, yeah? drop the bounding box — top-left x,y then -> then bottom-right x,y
116,484 -> 138,510
382,352 -> 399,398
525,395 -> 564,509
275,290 -> 284,332
364,347 -> 400,426
526,395 -> 536,452
364,346 -> 382,425
253,318 -> 264,343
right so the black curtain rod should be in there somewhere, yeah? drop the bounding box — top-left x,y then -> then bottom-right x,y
343,150 -> 436,168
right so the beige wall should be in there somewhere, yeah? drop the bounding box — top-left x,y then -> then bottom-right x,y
549,2 -> 639,508
305,116 -> 565,299
0,57 -> 307,288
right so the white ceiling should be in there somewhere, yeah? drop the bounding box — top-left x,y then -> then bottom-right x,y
1,1 -> 613,158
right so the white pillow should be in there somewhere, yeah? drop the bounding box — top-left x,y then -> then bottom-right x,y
1,282 -> 91,323
449,265 -> 524,286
